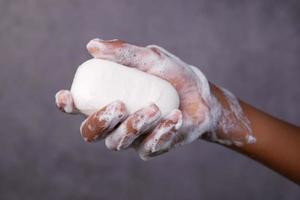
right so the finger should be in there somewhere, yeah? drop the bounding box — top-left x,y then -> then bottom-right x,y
105,103 -> 161,151
137,109 -> 183,160
80,100 -> 128,142
55,90 -> 78,114
86,38 -> 164,72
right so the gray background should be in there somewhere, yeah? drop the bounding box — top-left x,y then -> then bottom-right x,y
0,0 -> 299,199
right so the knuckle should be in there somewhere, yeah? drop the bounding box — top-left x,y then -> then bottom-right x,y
105,136 -> 115,150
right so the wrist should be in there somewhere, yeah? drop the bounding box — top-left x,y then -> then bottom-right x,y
207,83 -> 256,146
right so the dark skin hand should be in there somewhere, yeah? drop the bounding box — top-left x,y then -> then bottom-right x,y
56,39 -> 300,185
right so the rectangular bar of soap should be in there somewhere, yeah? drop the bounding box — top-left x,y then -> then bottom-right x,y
70,58 -> 179,116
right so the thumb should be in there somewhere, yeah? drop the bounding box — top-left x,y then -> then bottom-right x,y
86,38 -> 162,73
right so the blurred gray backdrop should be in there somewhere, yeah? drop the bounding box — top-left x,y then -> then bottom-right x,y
0,0 -> 300,199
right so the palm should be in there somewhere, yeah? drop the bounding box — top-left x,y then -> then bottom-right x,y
142,50 -> 209,128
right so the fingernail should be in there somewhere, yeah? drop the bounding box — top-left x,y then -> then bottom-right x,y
86,40 -> 100,54
166,109 -> 183,130
55,90 -> 74,113
92,38 -> 104,42
151,125 -> 175,152
55,91 -> 62,107
107,39 -> 119,42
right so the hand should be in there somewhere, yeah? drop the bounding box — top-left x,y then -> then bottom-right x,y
55,38 -> 255,160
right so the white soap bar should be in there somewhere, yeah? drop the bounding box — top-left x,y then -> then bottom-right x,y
70,58 -> 179,116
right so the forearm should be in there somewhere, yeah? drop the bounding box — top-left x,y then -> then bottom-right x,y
211,83 -> 300,184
